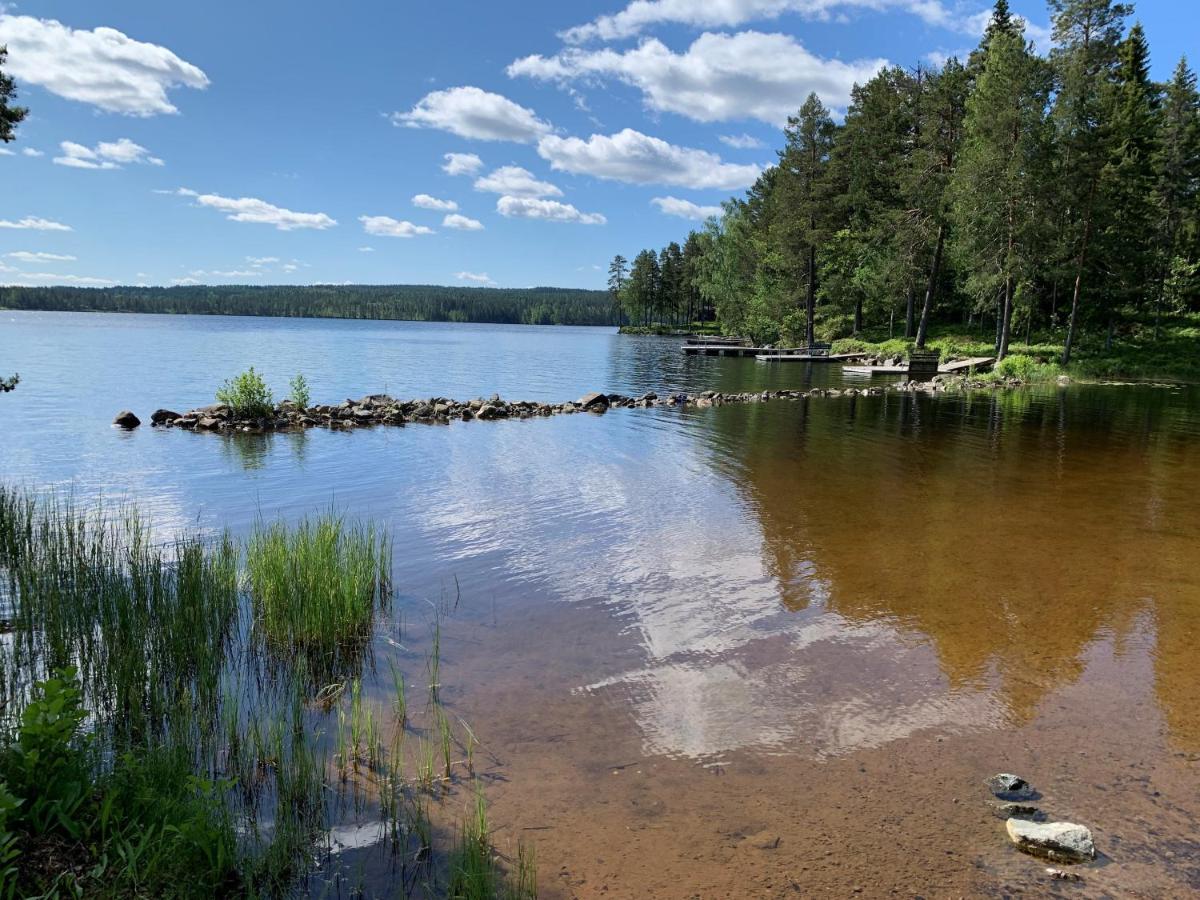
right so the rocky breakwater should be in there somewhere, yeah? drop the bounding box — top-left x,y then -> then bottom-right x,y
135,374 -> 1033,435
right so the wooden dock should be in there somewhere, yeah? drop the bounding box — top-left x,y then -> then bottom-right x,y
844,356 -> 996,376
683,344 -> 802,357
754,352 -> 868,363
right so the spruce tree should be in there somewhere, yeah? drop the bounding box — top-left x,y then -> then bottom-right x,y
0,46 -> 28,144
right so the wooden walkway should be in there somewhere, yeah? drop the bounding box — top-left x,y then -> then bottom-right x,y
754,352 -> 868,363
844,356 -> 996,376
683,344 -> 802,357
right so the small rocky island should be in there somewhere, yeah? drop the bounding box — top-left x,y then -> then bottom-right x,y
121,373 -> 1031,433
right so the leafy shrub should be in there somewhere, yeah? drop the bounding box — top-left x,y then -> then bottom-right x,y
288,373 -> 311,409
216,367 -> 274,418
994,354 -> 1063,381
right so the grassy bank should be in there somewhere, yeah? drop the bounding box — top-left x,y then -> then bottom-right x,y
827,315 -> 1200,384
0,487 -> 534,898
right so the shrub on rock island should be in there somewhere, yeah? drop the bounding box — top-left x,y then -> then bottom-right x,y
216,367 -> 274,419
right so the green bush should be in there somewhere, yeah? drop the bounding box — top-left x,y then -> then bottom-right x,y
216,366 -> 274,418
994,354 -> 1063,382
288,373 -> 311,409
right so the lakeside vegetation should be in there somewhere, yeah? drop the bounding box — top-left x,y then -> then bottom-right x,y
0,487 -> 535,898
0,283 -> 616,327
613,0 -> 1200,376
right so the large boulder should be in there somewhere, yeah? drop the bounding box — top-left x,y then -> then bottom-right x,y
112,410 -> 141,429
150,409 -> 181,425
1005,819 -> 1095,864
578,391 -> 609,411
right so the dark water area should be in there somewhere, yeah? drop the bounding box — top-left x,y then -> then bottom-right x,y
3,310 -> 1200,897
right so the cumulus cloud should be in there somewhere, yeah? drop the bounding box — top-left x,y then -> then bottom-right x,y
392,86 -> 551,142
358,215 -> 435,238
443,213 -> 484,230
537,128 -> 760,190
558,0 -> 980,44
442,152 -> 484,175
510,32 -> 885,124
54,137 -> 164,170
0,14 -> 208,115
412,193 -> 458,211
651,196 -> 724,220
22,147 -> 44,157
246,256 -> 279,266
496,196 -> 606,225
0,216 -> 72,231
720,133 -> 765,149
473,165 -> 562,198
358,246 -> 375,252
174,189 -> 337,230
6,251 -> 77,262
456,271 -> 495,284
2,272 -> 115,286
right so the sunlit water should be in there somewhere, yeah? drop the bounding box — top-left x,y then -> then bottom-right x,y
3,310 -> 1200,895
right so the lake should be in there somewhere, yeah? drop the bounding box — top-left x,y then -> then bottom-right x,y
3,310 -> 1200,897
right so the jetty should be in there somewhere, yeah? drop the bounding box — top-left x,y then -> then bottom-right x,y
844,356 -> 996,376
683,344 -> 801,357
754,352 -> 868,363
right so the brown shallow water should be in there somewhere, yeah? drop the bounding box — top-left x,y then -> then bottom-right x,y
3,314 -> 1200,897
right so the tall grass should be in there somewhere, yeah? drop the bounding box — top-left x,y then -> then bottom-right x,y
0,485 -> 537,898
246,514 -> 391,682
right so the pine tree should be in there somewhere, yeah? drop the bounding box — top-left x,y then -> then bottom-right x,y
0,46 -> 28,144
607,255 -> 628,325
950,26 -> 1053,359
779,93 -> 837,346
1152,57 -> 1200,336
1050,0 -> 1132,364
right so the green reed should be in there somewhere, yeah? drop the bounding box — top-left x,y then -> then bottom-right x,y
246,513 -> 392,681
0,485 -> 536,898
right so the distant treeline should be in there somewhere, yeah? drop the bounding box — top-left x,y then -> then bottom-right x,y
0,284 -> 618,326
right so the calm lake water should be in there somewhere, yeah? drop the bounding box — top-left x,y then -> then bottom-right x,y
3,310 -> 1200,897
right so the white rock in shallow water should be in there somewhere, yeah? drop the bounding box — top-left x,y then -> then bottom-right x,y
1006,819 -> 1095,863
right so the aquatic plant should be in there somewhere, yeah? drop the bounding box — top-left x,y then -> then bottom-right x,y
216,366 -> 274,418
246,513 -> 391,681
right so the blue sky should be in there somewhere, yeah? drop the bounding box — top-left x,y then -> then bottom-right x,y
0,0 -> 1194,290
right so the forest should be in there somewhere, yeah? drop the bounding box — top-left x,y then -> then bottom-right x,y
612,0 -> 1200,365
0,283 -> 617,326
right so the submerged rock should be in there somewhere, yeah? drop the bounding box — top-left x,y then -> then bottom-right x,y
987,773 -> 1035,800
989,801 -> 1041,820
112,410 -> 141,429
1006,819 -> 1095,863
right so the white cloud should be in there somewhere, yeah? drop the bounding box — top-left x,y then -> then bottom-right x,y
22,147 -> 44,157
537,128 -> 760,190
358,215 -> 435,238
473,165 -> 562,198
496,196 -> 606,225
510,32 -> 885,124
171,276 -> 202,286
559,0 -> 979,44
2,272 -> 115,286
651,196 -> 724,220
176,189 -> 337,230
246,256 -> 279,266
185,268 -> 262,279
392,86 -> 551,142
456,271 -> 495,284
54,137 -> 163,170
0,148 -> 12,156
412,193 -> 458,211
0,216 -> 72,231
6,250 -> 77,262
0,14 -> 209,115
358,246 -> 375,252
720,133 -> 765,149
443,213 -> 484,230
442,152 -> 484,176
